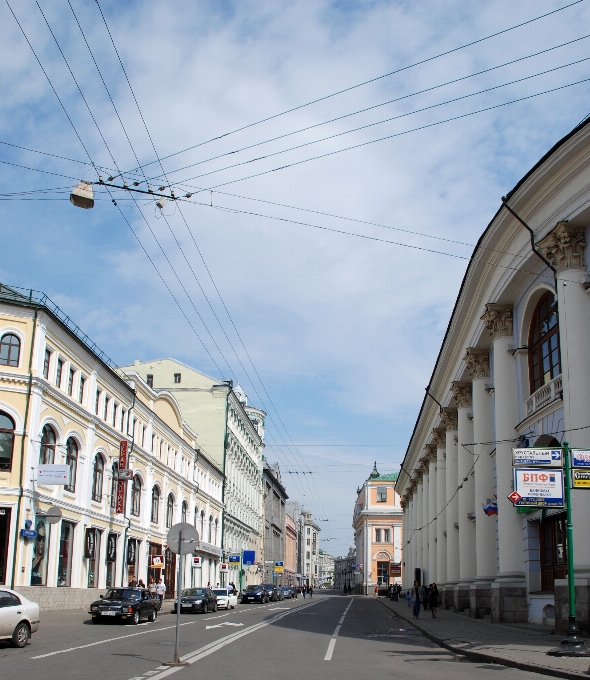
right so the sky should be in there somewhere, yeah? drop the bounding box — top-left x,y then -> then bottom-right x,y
1,0 -> 589,557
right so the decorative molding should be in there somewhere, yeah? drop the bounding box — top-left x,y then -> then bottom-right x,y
450,381 -> 472,408
432,428 -> 446,448
536,221 -> 586,273
481,303 -> 513,339
464,347 -> 490,379
440,408 -> 458,432
424,444 -> 437,462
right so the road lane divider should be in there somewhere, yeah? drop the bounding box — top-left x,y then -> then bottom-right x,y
324,599 -> 353,661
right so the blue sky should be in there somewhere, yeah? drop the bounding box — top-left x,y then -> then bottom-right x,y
1,0 -> 589,555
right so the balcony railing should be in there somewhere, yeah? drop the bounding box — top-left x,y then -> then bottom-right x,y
525,374 -> 563,418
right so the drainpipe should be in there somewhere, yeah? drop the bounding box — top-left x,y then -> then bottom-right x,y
11,305 -> 38,589
120,385 -> 136,587
219,388 -> 230,588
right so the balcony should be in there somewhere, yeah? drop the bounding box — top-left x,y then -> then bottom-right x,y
525,374 -> 562,418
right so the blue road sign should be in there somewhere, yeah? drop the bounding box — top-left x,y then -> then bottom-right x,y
228,555 -> 240,562
275,561 -> 284,566
243,550 -> 256,565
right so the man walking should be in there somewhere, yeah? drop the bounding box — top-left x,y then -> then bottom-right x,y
156,579 -> 166,602
411,580 -> 423,619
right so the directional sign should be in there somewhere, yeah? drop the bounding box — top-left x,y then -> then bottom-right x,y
243,550 -> 255,565
512,468 -> 564,507
206,622 -> 243,629
508,491 -> 522,504
572,449 -> 590,468
573,469 -> 590,488
228,555 -> 240,563
512,448 -> 563,467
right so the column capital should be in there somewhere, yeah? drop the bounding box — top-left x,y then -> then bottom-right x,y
441,407 -> 458,431
432,428 -> 446,448
481,303 -> 513,339
464,347 -> 490,379
450,381 -> 472,408
424,444 -> 437,462
536,221 -> 586,273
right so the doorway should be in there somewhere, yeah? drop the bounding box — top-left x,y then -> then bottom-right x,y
0,508 -> 10,584
165,547 -> 176,599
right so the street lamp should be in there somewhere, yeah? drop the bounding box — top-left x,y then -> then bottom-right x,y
70,181 -> 94,209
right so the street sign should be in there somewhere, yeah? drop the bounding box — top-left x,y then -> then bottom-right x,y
274,566 -> 284,574
117,469 -> 134,481
243,550 -> 255,565
573,469 -> 590,488
228,555 -> 240,563
571,449 -> 590,468
20,529 -> 37,539
166,523 -> 199,555
220,563 -> 228,572
38,464 -> 69,485
36,505 -> 62,524
275,561 -> 284,567
512,447 -> 563,467
512,468 -> 565,507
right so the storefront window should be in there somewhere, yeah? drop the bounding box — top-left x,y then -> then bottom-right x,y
87,529 -> 101,588
106,533 -> 117,587
31,518 -> 50,586
127,539 -> 137,584
57,522 -> 74,587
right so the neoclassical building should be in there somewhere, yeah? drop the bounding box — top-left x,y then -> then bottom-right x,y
396,118 -> 590,632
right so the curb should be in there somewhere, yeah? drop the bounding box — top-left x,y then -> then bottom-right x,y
376,599 -> 589,680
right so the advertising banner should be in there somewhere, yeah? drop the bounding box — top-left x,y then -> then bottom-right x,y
84,528 -> 96,559
38,464 -> 69,485
512,448 -> 563,467
127,539 -> 136,566
572,449 -> 590,468
390,563 -> 402,576
511,468 -> 565,507
274,566 -> 284,574
573,469 -> 590,488
106,534 -> 117,562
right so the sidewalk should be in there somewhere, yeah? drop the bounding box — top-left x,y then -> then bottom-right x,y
377,597 -> 590,679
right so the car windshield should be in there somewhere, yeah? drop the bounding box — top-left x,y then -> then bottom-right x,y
281,587 -> 289,591
213,589 -> 228,596
103,589 -> 141,601
181,589 -> 206,597
245,585 -> 263,591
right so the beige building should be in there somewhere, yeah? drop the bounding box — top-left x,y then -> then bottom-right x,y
0,285 -> 223,609
120,359 -> 265,589
284,513 -> 297,586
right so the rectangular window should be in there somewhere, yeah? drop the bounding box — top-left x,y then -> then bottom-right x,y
79,375 -> 86,404
306,551 -> 310,559
67,367 -> 75,396
147,374 -> 153,388
307,527 -> 310,534
95,389 -> 101,415
377,486 -> 387,502
384,529 -> 391,542
131,417 -> 137,438
43,348 -> 51,379
57,522 -> 74,587
142,425 -> 147,448
120,408 -> 126,432
56,358 -> 64,388
375,529 -> 382,543
174,373 -> 181,384
151,433 -> 155,453
103,395 -> 109,421
112,403 -> 118,427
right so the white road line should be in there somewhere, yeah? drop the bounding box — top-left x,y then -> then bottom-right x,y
30,621 -> 196,659
324,599 -> 354,662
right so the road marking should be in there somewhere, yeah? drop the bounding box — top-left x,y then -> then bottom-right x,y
203,613 -> 229,620
30,621 -> 196,659
268,607 -> 289,610
205,622 -> 243,629
324,599 -> 353,661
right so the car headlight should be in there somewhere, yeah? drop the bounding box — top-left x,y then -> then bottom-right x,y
195,600 -> 202,604
91,606 -> 98,610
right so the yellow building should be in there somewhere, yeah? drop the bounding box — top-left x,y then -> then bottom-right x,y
0,284 -> 223,609
352,465 -> 402,594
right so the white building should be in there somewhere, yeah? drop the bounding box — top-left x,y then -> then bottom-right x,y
317,550 -> 334,587
396,118 -> 590,632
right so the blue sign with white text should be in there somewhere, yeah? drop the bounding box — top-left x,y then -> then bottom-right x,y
228,555 -> 240,563
20,529 -> 37,539
242,550 -> 256,565
275,561 -> 284,566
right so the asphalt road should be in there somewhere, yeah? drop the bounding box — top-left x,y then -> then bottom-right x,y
1,592 -> 548,679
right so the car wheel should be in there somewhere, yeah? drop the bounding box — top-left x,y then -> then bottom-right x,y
131,610 -> 140,625
203,603 -> 208,614
92,617 -> 100,624
148,608 -> 158,623
213,602 -> 218,612
11,622 -> 30,648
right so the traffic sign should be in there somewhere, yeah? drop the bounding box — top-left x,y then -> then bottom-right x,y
508,491 -> 522,504
36,505 -> 62,524
243,550 -> 256,565
228,555 -> 240,562
166,523 -> 199,555
512,447 -> 563,467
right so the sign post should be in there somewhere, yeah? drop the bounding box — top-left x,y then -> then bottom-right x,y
548,442 -> 590,657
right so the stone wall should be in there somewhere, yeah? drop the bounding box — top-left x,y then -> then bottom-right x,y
17,586 -> 99,611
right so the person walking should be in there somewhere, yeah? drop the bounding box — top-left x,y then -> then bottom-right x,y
309,585 -> 313,598
302,586 -> 306,599
405,589 -> 411,607
429,583 -> 439,618
148,578 -> 157,597
411,580 -> 423,619
422,583 -> 430,612
156,579 -> 166,602
138,579 -> 146,588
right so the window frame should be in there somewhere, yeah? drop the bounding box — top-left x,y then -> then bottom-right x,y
0,411 -> 15,472
528,292 -> 561,393
131,475 -> 141,517
43,348 -> 52,379
91,453 -> 104,502
67,367 -> 75,397
39,425 -> 56,465
377,486 -> 387,502
78,375 -> 86,404
0,333 -> 21,367
64,437 -> 78,493
55,357 -> 64,388
151,486 -> 160,524
166,493 -> 174,528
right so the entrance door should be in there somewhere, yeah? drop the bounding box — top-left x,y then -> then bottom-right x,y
148,542 -> 163,585
165,548 -> 176,599
0,509 -> 10,585
541,514 -> 567,591
377,561 -> 389,586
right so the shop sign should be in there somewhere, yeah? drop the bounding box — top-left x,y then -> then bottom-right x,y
127,539 -> 136,565
117,469 -> 134,481
572,469 -> 590,488
512,448 -> 563,467
274,566 -> 284,574
84,529 -> 96,559
149,554 -> 164,569
571,449 -> 590,468
106,534 -> 117,562
192,556 -> 202,568
511,468 -> 565,507
38,464 -> 69,485
390,563 -> 402,576
220,563 -> 228,572
116,441 -> 128,513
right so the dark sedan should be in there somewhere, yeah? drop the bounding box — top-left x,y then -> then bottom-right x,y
261,583 -> 278,602
173,587 -> 218,614
241,584 -> 269,603
89,588 -> 160,625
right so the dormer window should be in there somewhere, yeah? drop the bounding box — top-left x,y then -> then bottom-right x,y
147,374 -> 153,388
174,373 -> 181,384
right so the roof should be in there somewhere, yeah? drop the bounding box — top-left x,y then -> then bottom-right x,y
372,472 -> 399,482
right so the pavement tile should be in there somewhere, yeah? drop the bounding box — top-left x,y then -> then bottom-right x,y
376,597 -> 590,679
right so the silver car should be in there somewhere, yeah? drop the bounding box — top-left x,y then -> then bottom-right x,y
0,588 -> 40,647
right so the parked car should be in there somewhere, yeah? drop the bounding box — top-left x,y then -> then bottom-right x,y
241,584 -> 269,603
276,587 -> 285,601
0,588 -> 40,648
261,583 -> 278,602
290,587 -> 298,598
280,586 -> 293,599
213,588 -> 238,610
173,587 -> 217,614
89,588 -> 159,625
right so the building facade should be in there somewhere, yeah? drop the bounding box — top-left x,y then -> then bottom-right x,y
261,459 -> 287,585
396,119 -> 590,631
317,549 -> 334,587
0,286 -> 223,610
284,512 -> 298,586
121,360 -> 265,589
334,546 -> 356,591
353,465 -> 402,594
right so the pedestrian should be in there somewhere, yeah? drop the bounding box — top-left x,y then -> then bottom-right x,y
422,583 -> 430,612
216,582 -> 220,588
405,589 -> 411,607
309,585 -> 313,598
302,586 -> 306,599
138,579 -> 145,588
429,583 -> 439,618
374,585 -> 378,597
129,576 -> 137,587
411,580 -> 423,619
149,578 -> 157,597
156,578 -> 166,602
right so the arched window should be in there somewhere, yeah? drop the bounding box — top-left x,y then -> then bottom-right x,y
529,292 -> 561,393
131,475 -> 141,516
151,486 -> 160,523
214,518 -> 219,545
0,412 -> 15,471
194,506 -> 199,528
208,515 -> 213,543
64,437 -> 78,492
110,462 -> 119,508
166,493 -> 174,528
0,333 -> 20,367
200,510 -> 205,541
40,425 -> 56,465
181,500 -> 188,523
92,454 -> 104,501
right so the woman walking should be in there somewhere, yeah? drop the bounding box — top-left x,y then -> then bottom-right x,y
429,583 -> 439,618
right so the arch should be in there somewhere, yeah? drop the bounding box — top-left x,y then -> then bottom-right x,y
181,499 -> 188,523
153,392 -> 183,432
0,331 -> 21,368
64,436 -> 78,492
166,492 -> 175,528
151,485 -> 161,524
39,417 -> 63,441
39,424 -> 56,465
131,474 -> 142,516
372,549 -> 392,560
528,291 -> 561,394
518,282 -> 556,347
0,410 -> 15,471
0,400 -> 22,433
533,434 -> 561,447
91,452 -> 105,501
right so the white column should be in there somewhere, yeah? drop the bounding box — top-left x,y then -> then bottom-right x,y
422,464 -> 429,584
411,489 -> 417,583
443,409 -> 459,602
465,348 -> 497,617
427,446 -> 437,584
434,429 -> 447,587
416,477 -> 424,580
